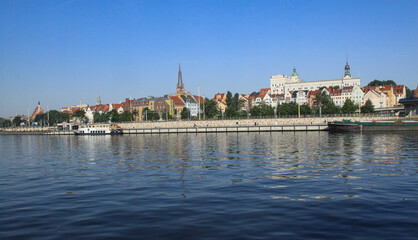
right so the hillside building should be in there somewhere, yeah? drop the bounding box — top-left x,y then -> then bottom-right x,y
270,62 -> 361,95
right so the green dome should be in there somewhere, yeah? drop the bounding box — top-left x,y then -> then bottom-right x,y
292,67 -> 298,76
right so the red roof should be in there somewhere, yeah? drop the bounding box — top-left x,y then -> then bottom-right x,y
258,93 -> 267,99
169,96 -> 185,106
393,85 -> 405,94
194,95 -> 204,103
260,88 -> 270,94
307,90 -> 319,98
30,105 -> 44,120
270,94 -> 284,99
214,93 -> 226,100
380,85 -> 393,91
330,89 -> 342,96
240,94 -> 250,100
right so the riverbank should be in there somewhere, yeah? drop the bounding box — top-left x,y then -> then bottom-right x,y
0,116 -> 396,135
117,115 -> 394,129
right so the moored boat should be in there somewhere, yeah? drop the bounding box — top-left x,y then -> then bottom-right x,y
328,119 -> 418,132
74,123 -> 123,135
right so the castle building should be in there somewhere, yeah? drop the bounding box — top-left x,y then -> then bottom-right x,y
270,62 -> 361,95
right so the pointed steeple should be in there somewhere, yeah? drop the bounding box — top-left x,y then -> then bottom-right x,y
177,63 -> 185,94
97,93 -> 101,105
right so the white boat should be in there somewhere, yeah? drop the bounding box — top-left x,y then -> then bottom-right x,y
74,123 -> 123,135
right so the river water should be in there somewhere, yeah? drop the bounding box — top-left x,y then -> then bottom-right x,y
0,132 -> 417,239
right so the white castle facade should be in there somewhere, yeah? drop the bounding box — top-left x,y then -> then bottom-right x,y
270,62 -> 361,95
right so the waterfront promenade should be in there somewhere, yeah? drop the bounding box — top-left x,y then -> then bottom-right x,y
0,115 -> 395,135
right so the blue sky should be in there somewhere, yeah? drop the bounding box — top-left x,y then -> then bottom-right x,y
0,0 -> 417,117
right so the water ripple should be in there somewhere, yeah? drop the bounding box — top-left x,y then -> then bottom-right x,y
0,132 -> 417,239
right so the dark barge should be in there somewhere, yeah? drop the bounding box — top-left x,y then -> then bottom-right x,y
328,120 -> 418,132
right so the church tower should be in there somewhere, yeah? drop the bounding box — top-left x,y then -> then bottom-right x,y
176,64 -> 185,94
343,60 -> 352,79
97,93 -> 101,105
290,67 -> 299,83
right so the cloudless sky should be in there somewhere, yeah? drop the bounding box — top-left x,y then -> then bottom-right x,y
0,0 -> 417,117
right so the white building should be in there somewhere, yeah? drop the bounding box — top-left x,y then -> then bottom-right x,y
364,90 -> 389,109
270,62 -> 361,95
180,95 -> 198,117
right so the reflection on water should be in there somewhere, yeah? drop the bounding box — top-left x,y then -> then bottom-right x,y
0,132 -> 417,239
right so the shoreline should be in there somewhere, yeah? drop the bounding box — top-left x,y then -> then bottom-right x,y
0,116 -> 396,135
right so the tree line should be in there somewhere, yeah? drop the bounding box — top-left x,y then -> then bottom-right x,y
0,109 -> 136,128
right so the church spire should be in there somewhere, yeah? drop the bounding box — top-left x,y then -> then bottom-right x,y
177,63 -> 185,94
97,93 -> 101,105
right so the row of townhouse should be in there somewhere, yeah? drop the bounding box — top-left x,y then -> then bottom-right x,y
130,94 -> 204,121
361,85 -> 406,108
130,96 -> 174,122
59,65 -> 206,123
302,84 -> 406,109
213,84 -> 407,113
61,98 -> 132,123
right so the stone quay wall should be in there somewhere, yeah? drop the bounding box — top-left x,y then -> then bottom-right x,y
119,116 -> 393,129
0,116 -> 395,134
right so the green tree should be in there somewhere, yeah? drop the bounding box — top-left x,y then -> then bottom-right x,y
73,109 -> 86,123
226,91 -> 233,107
94,112 -> 102,123
361,99 -> 375,113
313,91 -> 332,108
132,110 -> 138,121
13,116 -> 23,126
34,113 -> 46,123
250,102 -> 274,117
232,93 -> 239,109
203,99 -> 220,119
367,79 -> 397,86
0,118 -> 12,128
94,112 -> 110,123
341,99 -> 356,114
142,108 -> 160,121
161,110 -> 173,120
149,112 -> 160,121
117,111 -> 133,122
300,104 -> 312,115
181,107 -> 190,120
406,87 -> 412,98
278,102 -> 298,116
224,106 -> 239,118
322,101 -> 341,114
107,109 -> 119,122
62,113 -> 71,122
47,110 -> 67,125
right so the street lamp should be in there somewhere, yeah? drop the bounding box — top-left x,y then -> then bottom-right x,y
380,93 -> 383,117
202,95 -> 205,120
297,78 -> 300,118
198,85 -> 201,120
